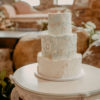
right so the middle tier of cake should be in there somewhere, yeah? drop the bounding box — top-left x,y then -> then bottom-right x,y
41,33 -> 77,59
37,53 -> 84,81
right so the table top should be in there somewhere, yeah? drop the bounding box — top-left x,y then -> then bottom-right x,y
0,31 -> 46,38
12,63 -> 100,97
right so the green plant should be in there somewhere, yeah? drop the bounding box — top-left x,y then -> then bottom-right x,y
0,70 -> 15,100
41,22 -> 48,30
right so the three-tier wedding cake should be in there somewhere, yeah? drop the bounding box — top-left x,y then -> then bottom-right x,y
36,11 -> 84,81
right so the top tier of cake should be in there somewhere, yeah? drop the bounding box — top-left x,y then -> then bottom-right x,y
48,12 -> 72,35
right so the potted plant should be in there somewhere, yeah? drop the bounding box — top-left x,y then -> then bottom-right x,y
0,70 -> 15,100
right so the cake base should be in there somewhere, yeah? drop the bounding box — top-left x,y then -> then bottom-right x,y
10,63 -> 100,100
35,68 -> 84,81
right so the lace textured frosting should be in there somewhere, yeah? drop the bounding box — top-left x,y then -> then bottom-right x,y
37,12 -> 84,81
41,34 -> 77,59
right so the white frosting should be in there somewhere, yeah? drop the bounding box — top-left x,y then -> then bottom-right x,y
37,13 -> 84,81
37,53 -> 83,80
41,33 -> 77,59
48,12 -> 72,35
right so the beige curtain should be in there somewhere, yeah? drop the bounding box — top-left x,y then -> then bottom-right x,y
53,0 -> 58,5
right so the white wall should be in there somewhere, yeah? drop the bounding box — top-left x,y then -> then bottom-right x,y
21,0 -> 40,6
58,0 -> 74,5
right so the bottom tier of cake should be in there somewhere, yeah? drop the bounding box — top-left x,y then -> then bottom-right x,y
37,53 -> 84,81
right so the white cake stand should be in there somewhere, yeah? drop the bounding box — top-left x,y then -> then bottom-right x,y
11,63 -> 100,100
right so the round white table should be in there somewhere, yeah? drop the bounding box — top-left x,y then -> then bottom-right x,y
11,63 -> 100,100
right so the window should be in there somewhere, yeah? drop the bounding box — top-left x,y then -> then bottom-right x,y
21,0 -> 40,6
54,0 -> 74,5
73,0 -> 90,8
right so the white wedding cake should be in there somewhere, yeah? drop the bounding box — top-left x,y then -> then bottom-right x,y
36,12 -> 84,81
